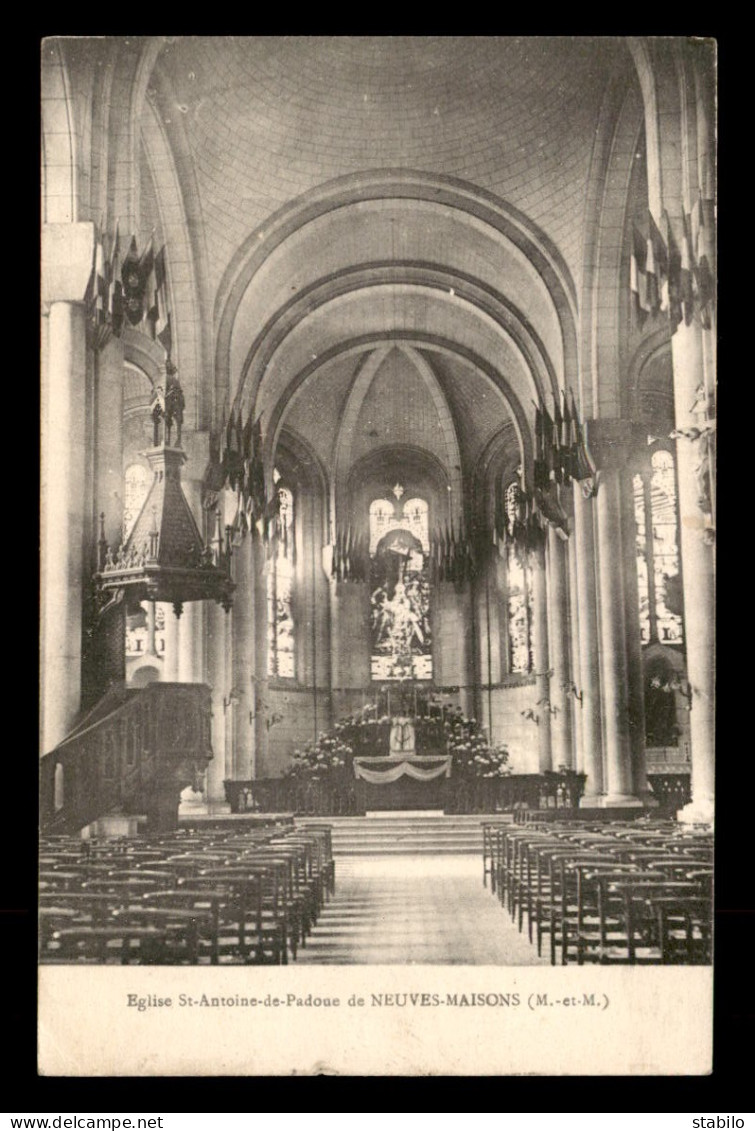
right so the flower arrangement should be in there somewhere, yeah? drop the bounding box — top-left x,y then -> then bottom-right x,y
445,714 -> 510,779
287,733 -> 353,780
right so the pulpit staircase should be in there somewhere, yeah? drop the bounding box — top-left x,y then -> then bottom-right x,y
40,682 -> 214,834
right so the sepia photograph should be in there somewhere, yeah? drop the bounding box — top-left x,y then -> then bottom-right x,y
39,34 -> 716,1076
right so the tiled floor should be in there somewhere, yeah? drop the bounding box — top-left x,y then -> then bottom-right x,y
297,854 -> 548,965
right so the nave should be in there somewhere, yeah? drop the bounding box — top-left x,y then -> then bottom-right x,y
39,813 -> 712,967
294,855 -> 546,966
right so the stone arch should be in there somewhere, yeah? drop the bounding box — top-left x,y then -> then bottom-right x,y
582,76 -> 646,420
263,332 -> 533,498
213,170 -> 579,411
332,344 -> 463,525
627,325 -> 674,422
236,260 -> 557,423
141,63 -> 215,430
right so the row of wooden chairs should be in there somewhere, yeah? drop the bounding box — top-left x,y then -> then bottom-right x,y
482,818 -> 712,965
39,822 -> 335,965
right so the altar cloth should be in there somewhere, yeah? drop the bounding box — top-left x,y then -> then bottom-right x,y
353,755 -> 452,784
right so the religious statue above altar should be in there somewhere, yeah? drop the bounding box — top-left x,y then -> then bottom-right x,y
389,717 -> 416,756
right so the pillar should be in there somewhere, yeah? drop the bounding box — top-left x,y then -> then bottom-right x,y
620,462 -> 650,800
480,554 -> 502,741
530,544 -> 552,773
573,487 -> 604,801
251,529 -> 267,778
161,605 -> 180,681
176,476 -> 206,684
206,598 -> 230,806
566,512 -> 584,774
672,319 -> 715,824
41,222 -> 95,754
593,463 -> 641,806
94,334 -> 125,550
547,524 -> 574,770
231,530 -> 255,780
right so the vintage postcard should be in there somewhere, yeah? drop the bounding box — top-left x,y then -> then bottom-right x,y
39,35 -> 716,1076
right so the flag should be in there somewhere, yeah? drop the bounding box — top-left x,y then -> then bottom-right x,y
150,246 -> 171,352
156,312 -> 172,360
249,417 -> 266,521
574,411 -> 596,486
111,280 -> 124,338
543,405 -> 556,484
689,196 -> 714,330
225,410 -> 242,491
562,392 -> 573,485
533,403 -> 548,491
664,213 -> 683,330
121,236 -> 144,326
553,396 -> 564,485
107,222 -> 123,336
648,210 -> 668,314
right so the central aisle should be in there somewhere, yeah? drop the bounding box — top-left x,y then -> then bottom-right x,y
297,855 -> 548,965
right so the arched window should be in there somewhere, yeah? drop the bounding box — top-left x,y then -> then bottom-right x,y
504,481 -> 534,673
401,497 -> 430,552
633,446 -> 684,646
369,493 -> 432,681
368,498 -> 397,554
267,481 -> 296,678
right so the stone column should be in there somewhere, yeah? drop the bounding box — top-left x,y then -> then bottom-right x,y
176,469 -> 207,685
620,461 -> 650,800
566,514 -> 584,774
231,530 -> 255,781
40,222 -> 95,754
530,544 -> 552,773
161,605 -> 181,680
94,334 -> 125,550
672,318 -> 715,824
590,430 -> 642,808
547,524 -> 574,770
205,597 -> 230,806
251,529 -> 267,779
573,488 -> 604,802
145,602 -> 157,657
481,554 -> 502,741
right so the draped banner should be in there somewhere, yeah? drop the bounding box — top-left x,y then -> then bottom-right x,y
353,756 -> 452,784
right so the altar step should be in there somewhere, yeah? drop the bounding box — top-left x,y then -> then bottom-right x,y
297,813 -> 512,855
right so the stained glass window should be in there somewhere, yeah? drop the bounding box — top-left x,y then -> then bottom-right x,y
504,481 -> 533,673
401,497 -> 430,551
633,447 -> 684,646
369,497 -> 432,681
267,484 -> 295,678
650,450 -> 683,645
633,473 -> 651,644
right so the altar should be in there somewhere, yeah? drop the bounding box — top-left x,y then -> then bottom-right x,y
353,755 -> 451,811
352,717 -> 452,810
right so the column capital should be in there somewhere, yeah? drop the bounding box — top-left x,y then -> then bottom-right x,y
42,222 -> 95,305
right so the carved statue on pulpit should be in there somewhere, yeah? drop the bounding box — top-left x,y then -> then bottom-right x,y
389,717 -> 416,755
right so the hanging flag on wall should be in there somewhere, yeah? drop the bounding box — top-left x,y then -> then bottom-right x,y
121,237 -> 144,325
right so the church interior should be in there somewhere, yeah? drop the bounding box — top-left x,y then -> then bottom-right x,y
40,36 -> 715,966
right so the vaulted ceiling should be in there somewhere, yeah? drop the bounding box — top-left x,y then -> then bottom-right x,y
150,36 -> 629,297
